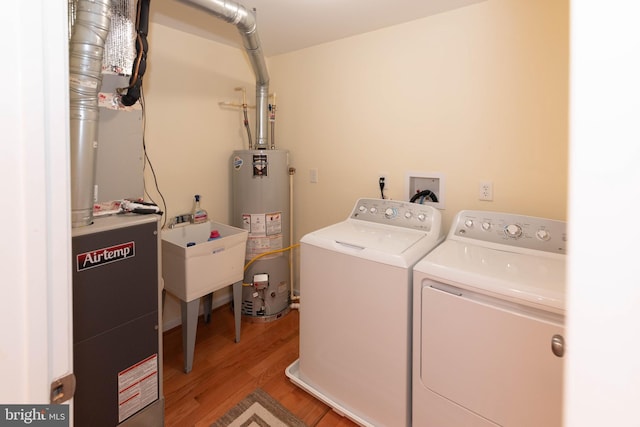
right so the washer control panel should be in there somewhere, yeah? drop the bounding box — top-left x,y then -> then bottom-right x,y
350,198 -> 440,232
453,210 -> 567,254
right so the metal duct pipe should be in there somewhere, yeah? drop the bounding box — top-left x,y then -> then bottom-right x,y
178,0 -> 270,149
69,0 -> 112,227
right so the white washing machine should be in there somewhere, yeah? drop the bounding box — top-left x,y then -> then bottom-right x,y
412,210 -> 567,427
286,198 -> 444,427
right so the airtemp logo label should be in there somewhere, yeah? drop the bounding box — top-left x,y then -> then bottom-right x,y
76,242 -> 135,271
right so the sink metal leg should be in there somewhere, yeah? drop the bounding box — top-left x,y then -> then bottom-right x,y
232,281 -> 242,343
202,293 -> 213,323
180,298 -> 200,374
179,284 -> 241,373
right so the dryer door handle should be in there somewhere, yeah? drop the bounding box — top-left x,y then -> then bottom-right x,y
551,334 -> 565,357
430,283 -> 463,296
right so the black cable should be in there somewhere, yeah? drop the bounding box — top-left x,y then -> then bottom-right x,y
379,177 -> 386,199
410,189 -> 438,204
118,0 -> 150,106
140,87 -> 168,228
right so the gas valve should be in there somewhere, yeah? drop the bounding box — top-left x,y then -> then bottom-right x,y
253,273 -> 269,290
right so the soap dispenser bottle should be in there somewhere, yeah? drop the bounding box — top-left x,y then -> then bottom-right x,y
192,194 -> 208,224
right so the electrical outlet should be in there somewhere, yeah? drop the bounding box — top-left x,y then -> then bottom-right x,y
309,168 -> 318,183
479,181 -> 493,201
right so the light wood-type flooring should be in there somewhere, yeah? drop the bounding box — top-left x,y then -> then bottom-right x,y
162,305 -> 358,426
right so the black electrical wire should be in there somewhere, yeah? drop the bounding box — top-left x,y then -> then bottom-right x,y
410,189 -> 439,204
140,87 -> 168,228
379,177 -> 386,199
118,0 -> 150,106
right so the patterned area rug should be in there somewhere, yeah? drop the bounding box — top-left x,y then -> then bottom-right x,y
211,389 -> 306,427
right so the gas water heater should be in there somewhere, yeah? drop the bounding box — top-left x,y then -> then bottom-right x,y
232,149 -> 291,321
173,0 -> 292,320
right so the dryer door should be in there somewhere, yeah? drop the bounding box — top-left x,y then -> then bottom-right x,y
419,281 -> 564,427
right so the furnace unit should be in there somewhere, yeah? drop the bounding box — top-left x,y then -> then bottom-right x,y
72,214 -> 164,427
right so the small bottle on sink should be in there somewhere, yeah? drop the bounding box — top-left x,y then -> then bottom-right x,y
192,194 -> 208,224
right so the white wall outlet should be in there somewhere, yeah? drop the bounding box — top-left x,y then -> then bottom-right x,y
479,181 -> 493,201
405,171 -> 445,209
309,168 -> 319,183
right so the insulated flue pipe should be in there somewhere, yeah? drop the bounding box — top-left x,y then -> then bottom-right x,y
69,0 -> 112,227
178,0 -> 270,149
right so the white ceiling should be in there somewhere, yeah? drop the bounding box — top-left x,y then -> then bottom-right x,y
151,0 -> 485,57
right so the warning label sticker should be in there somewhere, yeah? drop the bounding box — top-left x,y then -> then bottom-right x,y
246,235 -> 284,258
118,354 -> 158,423
241,212 -> 284,258
242,212 -> 283,237
266,212 -> 282,236
250,214 -> 266,236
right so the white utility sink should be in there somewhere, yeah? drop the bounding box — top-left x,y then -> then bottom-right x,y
161,221 -> 247,301
161,221 -> 248,373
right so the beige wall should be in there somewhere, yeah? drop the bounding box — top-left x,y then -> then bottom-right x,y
144,22 -> 257,225
270,0 -> 568,240
146,0 -> 568,325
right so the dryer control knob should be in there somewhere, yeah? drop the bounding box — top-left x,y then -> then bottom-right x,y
358,205 -> 367,213
384,208 -> 396,219
536,229 -> 551,241
417,213 -> 426,222
505,224 -> 523,238
481,221 -> 492,231
370,207 -> 377,214
464,219 -> 474,228
404,211 -> 412,219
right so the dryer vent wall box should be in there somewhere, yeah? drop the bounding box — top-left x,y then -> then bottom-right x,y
406,172 -> 445,209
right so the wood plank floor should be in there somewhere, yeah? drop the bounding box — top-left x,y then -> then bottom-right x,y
162,305 -> 358,427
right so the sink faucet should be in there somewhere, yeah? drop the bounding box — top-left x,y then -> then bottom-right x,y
169,214 -> 193,228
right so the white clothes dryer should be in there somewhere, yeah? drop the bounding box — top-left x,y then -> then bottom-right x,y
286,198 -> 444,427
412,210 -> 567,427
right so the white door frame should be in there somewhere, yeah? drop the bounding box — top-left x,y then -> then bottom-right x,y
0,0 -> 73,409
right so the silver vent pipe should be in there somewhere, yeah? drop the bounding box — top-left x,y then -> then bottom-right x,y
69,0 -> 112,227
178,0 -> 270,149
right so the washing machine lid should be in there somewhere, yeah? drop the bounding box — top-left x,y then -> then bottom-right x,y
302,220 -> 440,267
415,239 -> 566,313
